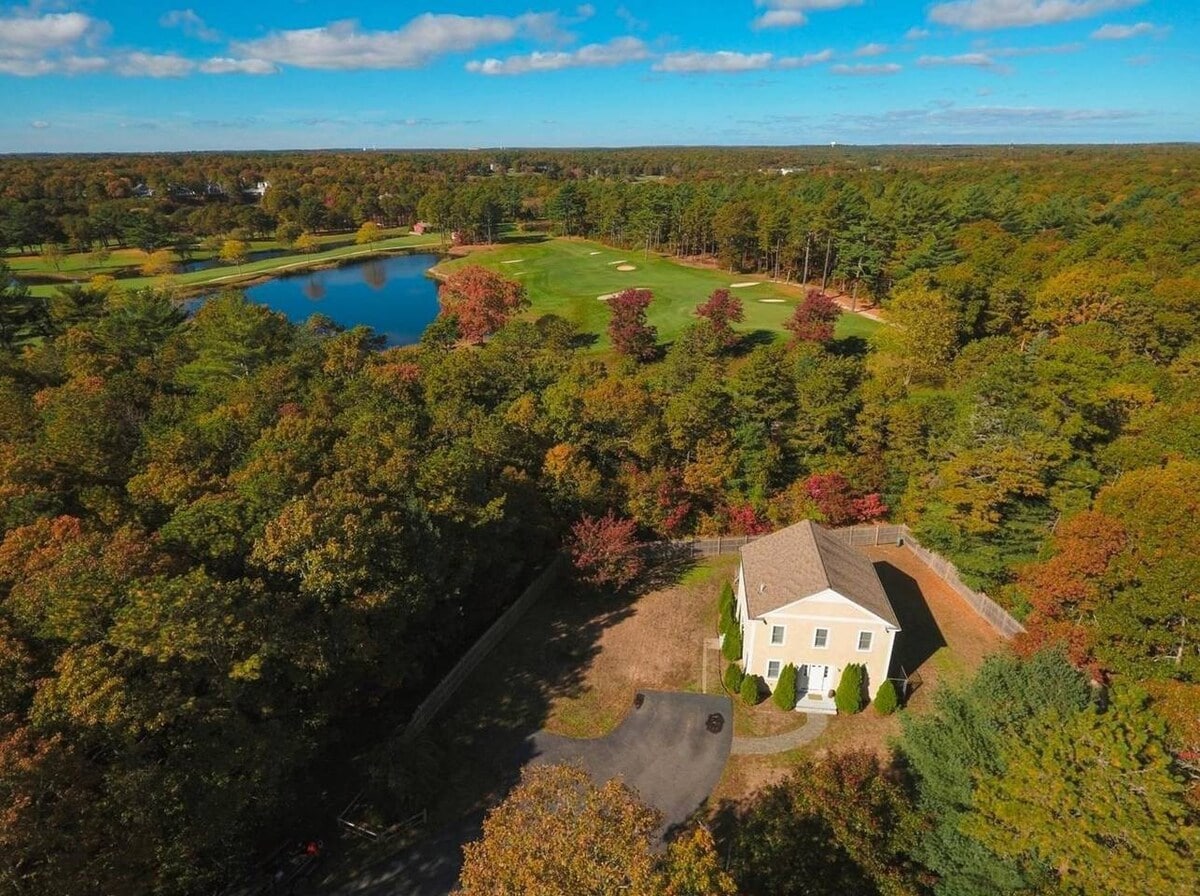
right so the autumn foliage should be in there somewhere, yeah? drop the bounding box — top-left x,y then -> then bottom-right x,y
804,473 -> 888,527
785,288 -> 842,345
695,288 -> 744,349
607,288 -> 659,361
437,264 -> 528,343
566,511 -> 645,589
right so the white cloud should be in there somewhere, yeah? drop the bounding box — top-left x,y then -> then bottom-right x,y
830,62 -> 902,75
113,52 -> 194,78
929,0 -> 1145,30
906,27 -> 932,39
854,42 -> 889,56
778,48 -> 835,67
199,56 -> 277,75
834,103 -> 1145,133
467,36 -> 649,75
751,1 -> 864,31
654,51 -> 774,73
992,42 -> 1082,56
30,119 -> 50,128
159,9 -> 220,42
234,13 -> 567,70
0,10 -> 108,75
1091,21 -> 1164,39
753,10 -> 808,29
918,52 -> 1007,71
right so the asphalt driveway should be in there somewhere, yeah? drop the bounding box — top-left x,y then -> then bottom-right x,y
528,690 -> 733,837
336,691 -> 732,895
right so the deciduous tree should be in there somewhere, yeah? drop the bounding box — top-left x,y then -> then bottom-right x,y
437,264 -> 528,344
607,288 -> 658,361
566,511 -> 644,589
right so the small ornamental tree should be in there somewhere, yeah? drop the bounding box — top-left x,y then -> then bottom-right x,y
567,511 -> 645,590
608,288 -> 659,361
695,288 -> 744,350
355,221 -> 382,244
438,264 -> 529,344
723,663 -> 745,694
835,664 -> 865,714
721,625 -> 743,662
741,674 -> 764,706
294,232 -> 319,253
773,664 -> 798,711
873,679 -> 900,715
785,288 -> 842,345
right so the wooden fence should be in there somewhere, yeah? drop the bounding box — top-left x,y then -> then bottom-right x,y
663,523 -> 1024,640
401,555 -> 567,741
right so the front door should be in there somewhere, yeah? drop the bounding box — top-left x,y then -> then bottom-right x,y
805,664 -> 830,697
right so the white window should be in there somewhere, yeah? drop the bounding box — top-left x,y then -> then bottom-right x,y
766,660 -> 781,679
770,625 -> 785,645
813,628 -> 829,648
857,631 -> 873,651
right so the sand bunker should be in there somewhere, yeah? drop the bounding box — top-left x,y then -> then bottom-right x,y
730,281 -> 762,288
597,292 -> 618,301
589,251 -> 602,256
500,259 -> 523,264
759,298 -> 786,303
607,260 -> 629,265
616,264 -> 637,271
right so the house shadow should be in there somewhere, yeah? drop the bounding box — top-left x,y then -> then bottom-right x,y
873,561 -> 946,680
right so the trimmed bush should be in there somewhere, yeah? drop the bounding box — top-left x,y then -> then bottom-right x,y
772,663 -> 798,711
723,664 -> 745,694
721,625 -> 743,662
874,679 -> 900,715
835,663 -> 865,714
718,581 -> 734,618
740,674 -> 764,706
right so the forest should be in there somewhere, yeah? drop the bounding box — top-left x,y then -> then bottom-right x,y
0,145 -> 1197,893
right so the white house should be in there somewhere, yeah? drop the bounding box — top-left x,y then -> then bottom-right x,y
735,520 -> 900,713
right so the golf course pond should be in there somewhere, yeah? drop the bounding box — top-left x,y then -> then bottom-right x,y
238,252 -> 441,347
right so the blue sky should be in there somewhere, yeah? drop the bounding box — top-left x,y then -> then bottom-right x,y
2,1 -> 1196,151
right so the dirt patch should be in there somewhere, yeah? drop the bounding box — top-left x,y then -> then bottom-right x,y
545,556 -> 739,738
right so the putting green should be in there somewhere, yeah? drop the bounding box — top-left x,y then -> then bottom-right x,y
435,237 -> 880,350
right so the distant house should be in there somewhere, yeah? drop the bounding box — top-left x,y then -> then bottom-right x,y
735,520 -> 900,713
132,183 -> 154,198
243,180 -> 270,198
411,221 -> 428,235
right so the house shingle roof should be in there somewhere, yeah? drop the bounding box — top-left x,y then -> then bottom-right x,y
740,520 -> 899,628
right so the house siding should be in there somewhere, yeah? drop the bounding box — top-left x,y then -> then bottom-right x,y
738,575 -> 897,700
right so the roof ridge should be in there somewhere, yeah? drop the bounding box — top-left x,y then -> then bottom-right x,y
808,520 -> 833,591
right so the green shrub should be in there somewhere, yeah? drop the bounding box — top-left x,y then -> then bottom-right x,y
740,674 -> 764,706
721,626 -> 743,662
835,663 -> 865,714
718,581 -> 734,618
772,664 -> 798,711
873,679 -> 900,715
723,663 -> 745,694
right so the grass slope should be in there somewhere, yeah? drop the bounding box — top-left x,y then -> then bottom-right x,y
434,236 -> 880,348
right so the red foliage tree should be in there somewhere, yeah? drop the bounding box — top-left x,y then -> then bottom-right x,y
804,473 -> 888,527
567,511 -> 645,589
695,289 -> 744,349
785,288 -> 842,345
1014,510 -> 1127,669
607,289 -> 659,361
437,264 -> 528,343
725,503 -> 771,536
